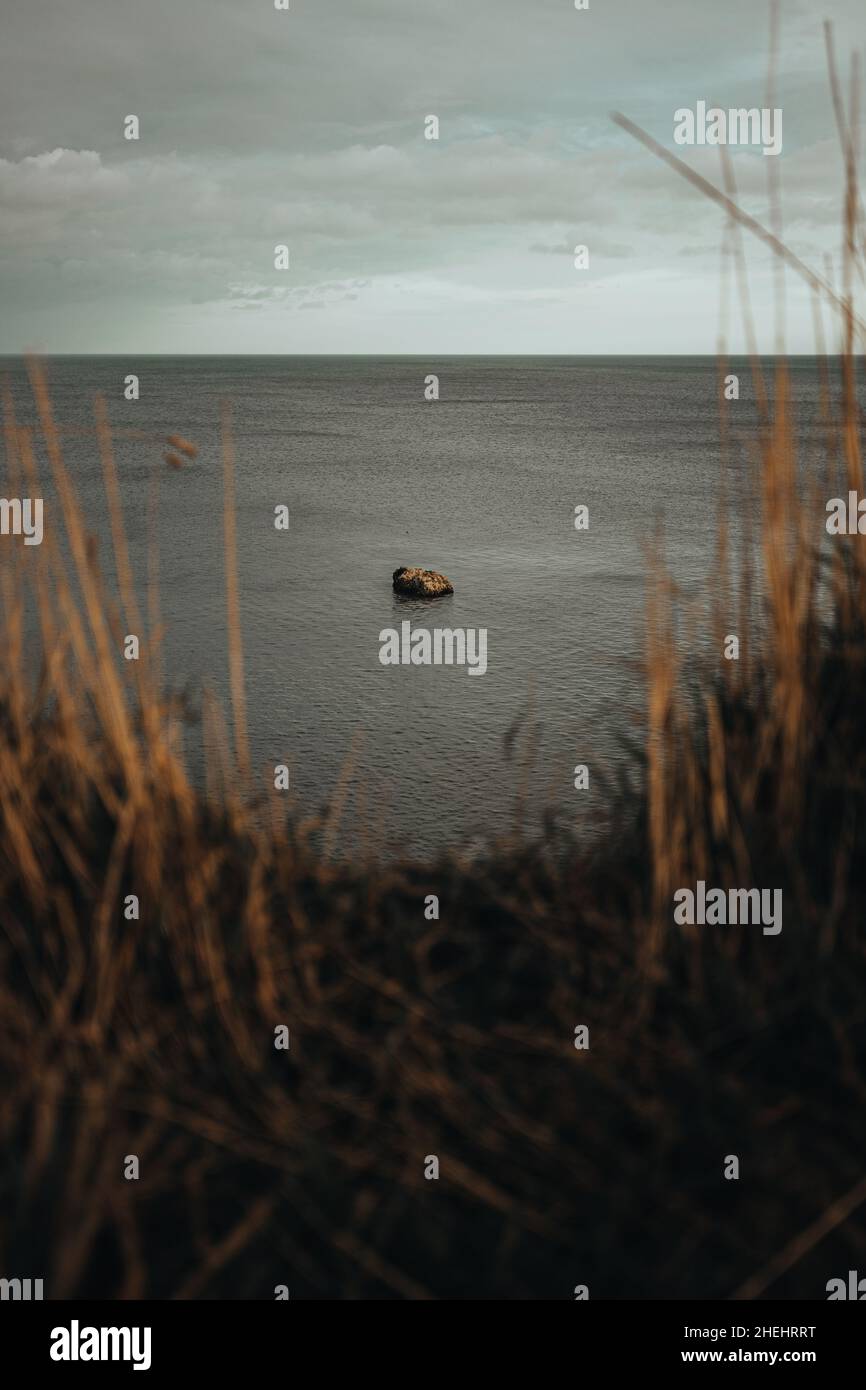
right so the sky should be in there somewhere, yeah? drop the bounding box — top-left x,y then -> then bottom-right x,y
0,0 -> 863,354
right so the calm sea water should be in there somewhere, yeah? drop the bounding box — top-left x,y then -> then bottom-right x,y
0,356 -> 841,857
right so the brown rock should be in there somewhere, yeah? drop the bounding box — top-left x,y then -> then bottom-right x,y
392,566 -> 454,597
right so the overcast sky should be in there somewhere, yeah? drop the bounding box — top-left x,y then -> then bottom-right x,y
0,0 -> 863,353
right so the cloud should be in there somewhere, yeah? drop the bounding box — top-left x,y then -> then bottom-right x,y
0,148 -> 123,203
0,0 -> 864,350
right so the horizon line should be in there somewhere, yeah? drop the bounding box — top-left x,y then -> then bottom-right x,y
1,351 -> 861,360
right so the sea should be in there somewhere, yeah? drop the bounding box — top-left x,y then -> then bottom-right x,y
0,355 -> 845,858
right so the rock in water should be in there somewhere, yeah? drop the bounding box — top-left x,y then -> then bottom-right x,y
392,566 -> 454,597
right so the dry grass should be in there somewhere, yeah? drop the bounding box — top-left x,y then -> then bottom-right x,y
1,35 -> 866,1300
